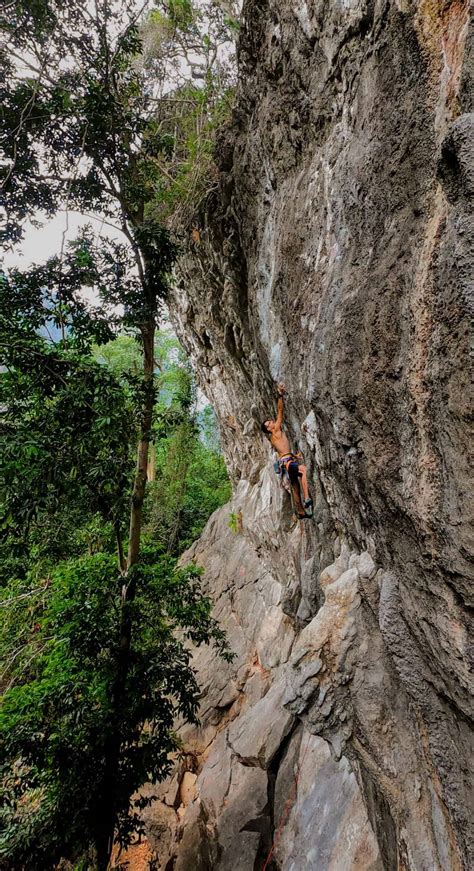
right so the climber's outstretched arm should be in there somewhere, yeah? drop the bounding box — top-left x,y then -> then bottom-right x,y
275,383 -> 285,429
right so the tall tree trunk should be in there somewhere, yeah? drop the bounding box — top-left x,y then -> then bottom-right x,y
114,520 -> 127,573
96,319 -> 156,869
127,322 -> 155,570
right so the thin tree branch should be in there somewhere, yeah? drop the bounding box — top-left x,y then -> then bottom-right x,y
0,584 -> 49,607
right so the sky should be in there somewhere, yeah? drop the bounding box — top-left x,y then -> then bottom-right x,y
2,211 -> 121,271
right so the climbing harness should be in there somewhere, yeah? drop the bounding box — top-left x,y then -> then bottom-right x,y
278,452 -> 304,485
274,451 -> 304,490
262,733 -> 312,871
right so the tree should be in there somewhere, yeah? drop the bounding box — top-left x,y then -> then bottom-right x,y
1,0 -> 236,563
1,551 -> 229,869
1,4 -> 167,860
145,358 -> 231,554
0,249 -> 232,868
1,0 -> 237,243
1,3 -> 237,864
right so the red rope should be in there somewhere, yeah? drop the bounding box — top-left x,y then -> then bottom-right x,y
262,734 -> 311,871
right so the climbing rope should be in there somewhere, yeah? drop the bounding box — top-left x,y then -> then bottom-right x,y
262,732 -> 312,871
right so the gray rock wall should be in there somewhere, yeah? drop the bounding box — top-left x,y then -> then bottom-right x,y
144,1 -> 473,869
136,491 -> 382,870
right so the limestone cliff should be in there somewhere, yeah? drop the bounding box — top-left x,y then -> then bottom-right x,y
141,2 -> 473,869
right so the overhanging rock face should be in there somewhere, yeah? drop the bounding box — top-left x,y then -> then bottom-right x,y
153,1 -> 473,868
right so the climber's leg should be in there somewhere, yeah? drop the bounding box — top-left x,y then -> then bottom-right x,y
291,479 -> 307,518
287,460 -> 307,518
298,464 -> 310,502
298,464 -> 313,515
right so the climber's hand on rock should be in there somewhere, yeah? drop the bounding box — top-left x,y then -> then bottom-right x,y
277,382 -> 286,396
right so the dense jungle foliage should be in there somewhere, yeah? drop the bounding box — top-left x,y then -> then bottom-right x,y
0,1 -> 237,867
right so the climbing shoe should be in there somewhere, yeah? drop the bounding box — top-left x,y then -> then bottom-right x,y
304,499 -> 314,515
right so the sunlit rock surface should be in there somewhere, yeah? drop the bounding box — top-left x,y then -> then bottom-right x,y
139,1 -> 473,868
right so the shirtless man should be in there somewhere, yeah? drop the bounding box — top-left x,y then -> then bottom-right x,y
261,383 -> 313,518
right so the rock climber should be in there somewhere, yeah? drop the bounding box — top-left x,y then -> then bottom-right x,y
261,383 -> 313,519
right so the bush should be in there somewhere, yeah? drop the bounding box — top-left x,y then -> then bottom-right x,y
0,550 -> 230,868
